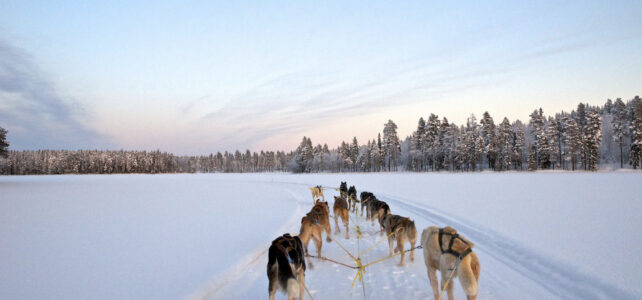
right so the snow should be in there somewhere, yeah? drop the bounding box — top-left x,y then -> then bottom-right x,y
1,173 -> 640,299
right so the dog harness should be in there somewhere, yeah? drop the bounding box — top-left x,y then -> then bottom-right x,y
438,228 -> 473,259
273,234 -> 303,266
383,215 -> 408,235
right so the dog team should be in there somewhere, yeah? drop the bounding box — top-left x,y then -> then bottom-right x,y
267,182 -> 481,300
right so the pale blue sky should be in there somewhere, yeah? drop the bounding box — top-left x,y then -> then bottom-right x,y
1,1 -> 641,154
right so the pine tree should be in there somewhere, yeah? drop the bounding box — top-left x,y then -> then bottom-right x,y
425,114 -> 440,170
438,117 -> 451,170
576,103 -> 587,168
630,96 -> 642,169
383,120 -> 401,171
584,109 -> 602,170
480,111 -> 497,170
529,109 -> 549,169
0,126 -> 8,158
612,98 -> 627,168
527,144 -> 538,171
563,117 -> 581,170
547,118 -> 560,169
410,118 -> 426,171
497,117 -> 512,171
350,137 -> 359,171
513,122 -> 525,170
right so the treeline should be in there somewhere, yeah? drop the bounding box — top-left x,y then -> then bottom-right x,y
1,96 -> 641,175
290,96 -> 642,172
0,150 -> 292,175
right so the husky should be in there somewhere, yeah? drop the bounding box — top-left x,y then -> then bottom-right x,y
381,214 -> 417,266
333,196 -> 349,239
308,185 -> 324,203
421,226 -> 480,300
359,191 -> 375,217
339,181 -> 347,199
267,233 -> 306,300
347,185 -> 358,213
367,198 -> 391,233
299,201 -> 332,268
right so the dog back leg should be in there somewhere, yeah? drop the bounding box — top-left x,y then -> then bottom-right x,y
343,212 -> 350,239
427,265 -> 439,300
312,231 -> 323,258
298,267 -> 306,300
409,229 -> 417,262
441,271 -> 455,300
324,222 -> 332,242
387,234 -> 394,256
334,212 -> 340,234
268,263 -> 278,300
396,235 -> 405,266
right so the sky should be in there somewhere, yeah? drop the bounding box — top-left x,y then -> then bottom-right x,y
1,0 -> 641,155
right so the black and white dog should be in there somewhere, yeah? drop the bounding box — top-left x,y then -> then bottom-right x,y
267,233 -> 307,300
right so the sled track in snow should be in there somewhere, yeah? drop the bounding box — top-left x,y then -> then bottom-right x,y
378,193 -> 638,300
188,187 -> 307,300
193,180 -> 637,300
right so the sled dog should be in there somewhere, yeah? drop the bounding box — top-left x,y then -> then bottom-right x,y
339,181 -> 347,199
333,196 -> 350,239
367,198 -> 391,233
267,233 -> 306,300
381,214 -> 417,266
347,185 -> 358,213
360,191 -> 375,217
308,185 -> 324,203
421,226 -> 480,300
299,201 -> 332,267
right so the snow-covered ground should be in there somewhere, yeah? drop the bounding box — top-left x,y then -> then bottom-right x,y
1,173 -> 640,299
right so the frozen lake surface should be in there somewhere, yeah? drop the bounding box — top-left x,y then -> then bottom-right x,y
1,173 -> 640,299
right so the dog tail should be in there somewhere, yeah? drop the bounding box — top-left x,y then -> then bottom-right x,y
458,252 -> 480,297
286,278 -> 299,299
408,220 -> 417,241
383,203 -> 391,216
470,252 -> 481,281
274,246 -> 298,295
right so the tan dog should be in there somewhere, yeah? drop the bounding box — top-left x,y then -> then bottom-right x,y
333,196 -> 350,239
308,185 -> 324,203
421,226 -> 480,300
381,214 -> 417,266
299,201 -> 332,267
267,234 -> 306,300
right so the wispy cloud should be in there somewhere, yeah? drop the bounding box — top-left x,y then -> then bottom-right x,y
0,39 -> 110,150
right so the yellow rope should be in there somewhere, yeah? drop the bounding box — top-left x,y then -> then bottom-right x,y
303,281 -> 314,300
324,226 -> 358,261
362,245 -> 422,269
358,230 -> 395,257
437,258 -> 461,300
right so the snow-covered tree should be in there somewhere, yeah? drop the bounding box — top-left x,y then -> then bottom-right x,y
425,114 -> 441,170
480,111 -> 497,170
611,98 -> 627,168
527,144 -> 537,171
512,121 -> 525,170
583,109 -> 602,170
497,117 -> 512,171
630,96 -> 642,169
383,120 -> 401,171
531,109 -> 551,169
563,117 -> 582,171
0,126 -> 8,158
547,118 -> 560,169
